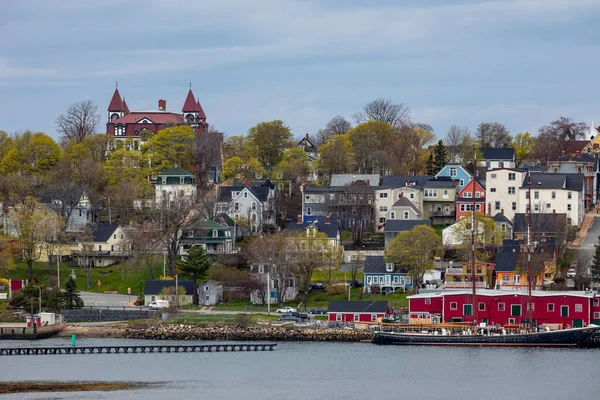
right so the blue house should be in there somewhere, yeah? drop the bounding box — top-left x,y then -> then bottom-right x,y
435,165 -> 472,192
363,256 -> 412,295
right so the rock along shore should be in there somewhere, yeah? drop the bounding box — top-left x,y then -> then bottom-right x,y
125,324 -> 375,342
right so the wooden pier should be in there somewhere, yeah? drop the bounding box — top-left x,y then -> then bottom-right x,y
0,343 -> 277,356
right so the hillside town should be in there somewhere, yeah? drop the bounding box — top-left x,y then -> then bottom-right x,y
2,88 -> 600,333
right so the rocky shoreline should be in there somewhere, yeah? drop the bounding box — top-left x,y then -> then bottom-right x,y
61,323 -> 375,342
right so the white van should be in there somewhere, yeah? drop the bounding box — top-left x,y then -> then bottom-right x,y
148,300 -> 169,309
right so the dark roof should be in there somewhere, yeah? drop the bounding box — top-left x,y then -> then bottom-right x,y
363,256 -> 404,274
327,300 -> 389,313
513,213 -> 567,234
380,175 -> 431,189
480,147 -> 515,160
492,213 -> 512,226
216,213 -> 235,227
521,172 -> 584,191
297,134 -> 317,150
284,219 -> 340,239
424,178 -> 456,189
384,219 -> 431,233
92,224 -> 120,242
158,167 -> 194,177
495,251 -> 518,272
182,89 -> 203,114
551,153 -> 597,163
218,186 -> 270,202
144,280 -> 195,295
392,197 -> 420,213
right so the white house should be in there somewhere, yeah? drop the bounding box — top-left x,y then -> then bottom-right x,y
374,176 -> 428,232
155,167 -> 197,206
480,148 -> 516,170
215,182 -> 276,234
389,197 -> 422,221
485,168 -> 526,222
72,224 -> 130,267
198,280 -> 224,306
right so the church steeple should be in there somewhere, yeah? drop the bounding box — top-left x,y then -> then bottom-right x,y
182,87 -> 207,128
107,87 -> 126,123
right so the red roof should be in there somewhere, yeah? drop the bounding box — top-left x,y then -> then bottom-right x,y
182,89 -> 200,112
108,88 -> 125,111
123,99 -> 130,115
196,99 -> 207,119
110,112 -> 184,125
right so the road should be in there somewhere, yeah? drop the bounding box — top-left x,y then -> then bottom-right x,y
581,218 -> 600,248
80,292 -> 133,307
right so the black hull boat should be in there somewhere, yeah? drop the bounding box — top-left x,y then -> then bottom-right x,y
373,325 -> 600,347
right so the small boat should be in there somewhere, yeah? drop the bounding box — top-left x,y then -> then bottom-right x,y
373,324 -> 600,347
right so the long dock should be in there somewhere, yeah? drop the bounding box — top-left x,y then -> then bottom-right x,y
0,343 -> 276,356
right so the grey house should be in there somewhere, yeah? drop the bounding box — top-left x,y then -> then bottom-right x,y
384,219 -> 432,249
198,280 -> 223,306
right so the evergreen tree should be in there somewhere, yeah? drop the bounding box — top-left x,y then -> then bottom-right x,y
432,140 -> 449,174
177,246 -> 212,282
63,277 -> 84,309
425,153 -> 435,176
591,235 -> 600,282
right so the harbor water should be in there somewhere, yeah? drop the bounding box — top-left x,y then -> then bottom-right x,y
1,337 -> 599,399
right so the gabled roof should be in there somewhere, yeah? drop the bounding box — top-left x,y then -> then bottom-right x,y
196,98 -> 207,119
297,134 -> 317,150
108,88 -> 125,111
521,172 -> 584,191
284,219 -> 340,239
144,280 -> 195,295
384,219 -> 431,233
182,89 -> 202,112
457,179 -> 485,195
550,153 -> 597,163
122,98 -> 130,114
217,186 -> 270,202
564,140 -> 589,154
392,197 -> 420,214
492,213 -> 512,226
110,112 -> 184,125
327,300 -> 390,313
330,174 -> 380,186
158,167 -> 194,177
93,224 -> 120,242
480,147 -> 515,160
188,219 -> 229,231
435,165 -> 472,179
512,213 -> 567,234
380,175 -> 431,189
363,256 -> 404,274
216,213 -> 235,227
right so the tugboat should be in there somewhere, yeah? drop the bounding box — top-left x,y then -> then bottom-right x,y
374,165 -> 600,347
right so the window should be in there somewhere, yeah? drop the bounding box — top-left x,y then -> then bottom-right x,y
379,192 -> 388,198
568,192 -> 572,199
495,201 -> 500,210
501,275 -> 510,283
379,217 -> 386,223
410,193 -> 414,199
498,303 -> 505,311
336,314 -> 342,321
534,191 -> 539,200
390,211 -> 396,219
251,202 -> 257,210
443,190 -> 448,196
371,314 -> 377,322
508,173 -> 516,181
509,318 -> 516,325
212,230 -> 218,237
511,304 -> 522,316
450,167 -> 457,177
113,234 -> 117,239
508,187 -> 515,195
552,191 -> 556,199
460,179 -> 464,187
425,298 -> 431,305
546,203 -> 551,209
111,245 -> 114,251
386,263 -> 394,272
594,298 -> 599,307
244,192 -> 248,198
512,202 -> 517,211
513,275 -> 521,284
354,314 -> 359,322
561,305 -> 569,317
534,204 -> 539,212
567,204 -> 572,211
403,211 -> 409,220
594,312 -> 600,319
307,207 -> 312,215
475,191 -> 481,198
425,189 -> 437,198
234,202 -> 239,211
478,302 -> 485,311
366,276 -> 372,284
490,187 -> 496,193
464,192 -> 472,198
575,304 -> 582,313
491,174 -> 497,179
547,303 -> 554,312
463,304 -> 473,316
379,206 -> 388,212
450,302 -> 457,310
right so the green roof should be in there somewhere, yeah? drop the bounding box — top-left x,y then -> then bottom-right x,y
158,167 -> 194,177
196,219 -> 228,230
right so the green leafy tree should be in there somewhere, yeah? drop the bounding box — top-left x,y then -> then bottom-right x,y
432,140 -> 448,174
348,121 -> 395,174
386,225 -> 442,291
317,134 -> 355,178
0,131 -> 62,176
513,131 -> 535,167
177,246 -> 212,282
272,148 -> 310,182
63,276 -> 84,309
141,125 -> 195,173
591,235 -> 600,283
221,156 -> 244,181
247,120 -> 294,167
425,153 -> 435,176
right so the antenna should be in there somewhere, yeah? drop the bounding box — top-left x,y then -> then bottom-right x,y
115,81 -> 118,88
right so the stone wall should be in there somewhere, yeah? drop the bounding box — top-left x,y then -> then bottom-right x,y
60,309 -> 160,322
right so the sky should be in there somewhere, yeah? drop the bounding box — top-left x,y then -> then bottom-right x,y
1,0 -> 599,142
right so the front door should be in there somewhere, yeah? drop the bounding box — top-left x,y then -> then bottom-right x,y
573,319 -> 583,328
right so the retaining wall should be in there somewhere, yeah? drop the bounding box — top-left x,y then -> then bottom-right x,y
60,309 -> 160,322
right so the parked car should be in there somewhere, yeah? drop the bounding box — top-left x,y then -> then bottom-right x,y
308,308 -> 327,315
148,300 -> 169,309
276,307 -> 297,314
566,268 -> 577,278
277,313 -> 309,323
347,280 -> 364,288
310,282 -> 326,291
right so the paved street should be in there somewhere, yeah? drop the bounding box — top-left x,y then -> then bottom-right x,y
582,218 -> 600,248
80,292 -> 134,307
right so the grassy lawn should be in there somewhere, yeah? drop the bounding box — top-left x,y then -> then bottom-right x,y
311,269 -> 364,283
168,313 -> 279,325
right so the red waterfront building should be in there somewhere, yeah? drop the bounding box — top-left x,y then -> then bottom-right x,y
327,300 -> 391,323
409,290 -> 600,328
455,179 -> 486,221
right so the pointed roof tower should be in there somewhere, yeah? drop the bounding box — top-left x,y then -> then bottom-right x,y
122,97 -> 130,115
182,89 -> 200,112
196,98 -> 207,119
108,88 -> 125,111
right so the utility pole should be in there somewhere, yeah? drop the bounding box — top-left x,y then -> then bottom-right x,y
267,270 -> 270,315
163,251 -> 166,278
57,252 -> 60,289
108,197 -> 112,225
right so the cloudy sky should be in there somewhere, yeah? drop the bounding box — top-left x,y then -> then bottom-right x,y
1,0 -> 599,141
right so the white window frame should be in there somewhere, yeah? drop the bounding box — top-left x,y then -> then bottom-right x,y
371,314 -> 377,322
450,302 -> 457,311
594,312 -> 600,319
403,211 -> 408,219
498,302 -> 505,311
354,314 -> 359,322
336,314 -> 342,321
425,298 -> 431,305
575,304 -> 582,313
547,303 -> 554,312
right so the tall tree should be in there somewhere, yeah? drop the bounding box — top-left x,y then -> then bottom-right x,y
476,122 -> 512,147
0,131 -> 62,177
513,132 -> 536,167
354,98 -> 410,127
141,125 -> 195,174
386,225 -> 442,291
272,148 -> 310,182
386,126 -> 434,175
591,235 -> 600,283
63,277 -> 84,309
247,120 -> 294,167
326,115 -> 352,135
317,134 -> 356,178
535,117 -> 588,163
223,135 -> 254,160
425,153 -> 435,176
55,100 -> 100,143
177,246 -> 212,282
432,140 -> 449,174
192,127 -> 223,187
445,125 -> 471,163
348,121 -> 395,174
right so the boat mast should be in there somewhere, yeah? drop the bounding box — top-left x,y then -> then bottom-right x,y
471,153 -> 477,329
527,170 -> 534,332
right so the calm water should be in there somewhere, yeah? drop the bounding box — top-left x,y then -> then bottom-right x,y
1,337 -> 599,400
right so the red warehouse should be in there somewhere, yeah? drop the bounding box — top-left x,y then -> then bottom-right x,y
327,301 -> 391,323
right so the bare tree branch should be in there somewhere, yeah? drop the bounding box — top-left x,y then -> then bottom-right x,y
55,100 -> 100,143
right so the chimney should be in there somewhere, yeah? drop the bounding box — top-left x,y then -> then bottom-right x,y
553,209 -> 556,214
576,150 -> 581,157
325,216 -> 331,224
244,178 -> 250,188
297,215 -> 302,224
568,153 -> 573,161
399,192 -> 403,198
501,208 -> 504,215
158,98 -> 166,111
367,179 -> 370,186
305,133 -> 309,140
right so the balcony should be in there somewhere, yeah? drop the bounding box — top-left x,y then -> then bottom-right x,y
433,211 -> 455,217
444,281 -> 486,288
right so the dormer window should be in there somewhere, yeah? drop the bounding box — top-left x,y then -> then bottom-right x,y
386,263 -> 394,272
212,230 -> 218,237
244,192 -> 248,198
450,168 -> 457,177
